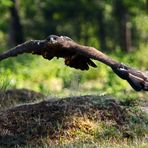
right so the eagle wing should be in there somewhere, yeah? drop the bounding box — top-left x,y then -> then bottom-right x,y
0,35 -> 148,91
0,35 -> 96,70
64,54 -> 97,70
49,35 -> 148,91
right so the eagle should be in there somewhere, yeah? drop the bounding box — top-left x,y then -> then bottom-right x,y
0,35 -> 148,91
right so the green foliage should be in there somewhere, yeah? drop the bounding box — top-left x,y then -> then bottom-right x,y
0,0 -> 13,7
1,0 -> 147,50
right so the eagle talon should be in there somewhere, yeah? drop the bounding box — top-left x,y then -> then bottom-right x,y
112,64 -> 129,80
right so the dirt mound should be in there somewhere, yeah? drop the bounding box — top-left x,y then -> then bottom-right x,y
0,93 -> 147,147
0,88 -> 45,111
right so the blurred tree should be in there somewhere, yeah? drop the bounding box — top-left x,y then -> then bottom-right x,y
146,0 -> 148,13
113,0 -> 132,52
96,2 -> 107,51
112,0 -> 146,52
0,0 -> 12,48
8,0 -> 24,47
0,0 -> 147,52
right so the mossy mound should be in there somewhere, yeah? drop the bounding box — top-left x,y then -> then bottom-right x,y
0,88 -> 44,111
0,92 -> 147,147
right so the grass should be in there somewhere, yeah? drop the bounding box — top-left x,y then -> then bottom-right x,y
0,92 -> 147,147
54,140 -> 148,148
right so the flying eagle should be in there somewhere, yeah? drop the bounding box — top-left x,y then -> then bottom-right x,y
0,35 -> 148,91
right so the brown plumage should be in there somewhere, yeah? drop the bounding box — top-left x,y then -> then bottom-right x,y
0,35 -> 148,91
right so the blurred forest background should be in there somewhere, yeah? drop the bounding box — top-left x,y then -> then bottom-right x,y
0,0 -> 148,95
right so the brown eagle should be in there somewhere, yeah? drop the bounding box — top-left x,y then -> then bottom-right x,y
0,35 -> 148,91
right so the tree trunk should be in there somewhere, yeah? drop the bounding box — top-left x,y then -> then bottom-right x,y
146,0 -> 148,14
119,15 -> 132,52
9,0 -> 24,47
97,9 -> 107,51
113,0 -> 132,52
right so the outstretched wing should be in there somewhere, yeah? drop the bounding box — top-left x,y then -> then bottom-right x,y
0,35 -> 61,62
0,35 -> 148,91
50,35 -> 148,91
0,40 -> 46,61
0,35 -> 97,70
